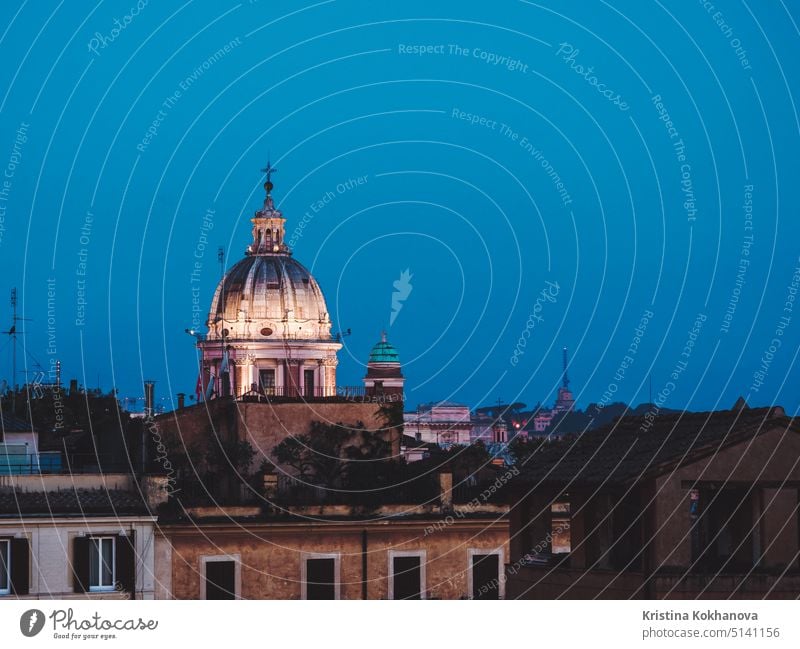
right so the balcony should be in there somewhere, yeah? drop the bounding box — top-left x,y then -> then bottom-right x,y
238,385 -> 400,404
0,452 -> 62,475
0,453 -> 134,475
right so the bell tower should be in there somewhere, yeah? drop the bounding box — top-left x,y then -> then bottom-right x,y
363,331 -> 404,401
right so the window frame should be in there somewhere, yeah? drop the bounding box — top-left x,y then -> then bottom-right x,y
388,550 -> 426,600
0,539 -> 9,595
88,536 -> 116,592
467,548 -> 505,600
301,552 -> 340,600
200,554 -> 241,600
259,368 -> 276,394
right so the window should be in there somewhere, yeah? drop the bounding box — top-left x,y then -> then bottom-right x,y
259,369 -> 275,394
389,551 -> 425,600
302,554 -> 339,600
304,369 -> 315,397
0,538 -> 29,596
89,537 -> 115,591
205,561 -> 236,600
200,555 -> 240,600
73,533 -> 134,594
469,550 -> 503,600
691,487 -> 756,572
0,540 -> 8,595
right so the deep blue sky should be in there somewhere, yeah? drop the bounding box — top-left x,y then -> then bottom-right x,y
0,1 -> 798,414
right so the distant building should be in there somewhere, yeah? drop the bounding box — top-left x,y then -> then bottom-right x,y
532,410 -> 554,433
404,402 -> 473,447
553,347 -> 575,413
525,347 -> 576,437
471,413 -> 508,444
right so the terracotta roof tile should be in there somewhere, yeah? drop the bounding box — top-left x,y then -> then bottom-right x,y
0,488 -> 149,516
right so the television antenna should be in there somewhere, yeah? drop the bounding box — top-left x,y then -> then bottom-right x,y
2,288 -> 33,414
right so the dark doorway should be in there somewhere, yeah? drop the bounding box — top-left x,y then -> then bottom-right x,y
472,554 -> 500,600
205,560 -> 235,600
392,555 -> 422,599
306,558 -> 335,599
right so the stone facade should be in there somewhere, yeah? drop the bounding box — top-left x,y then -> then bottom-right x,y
156,515 -> 508,600
156,398 -> 399,470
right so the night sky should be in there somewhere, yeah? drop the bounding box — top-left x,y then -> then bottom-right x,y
0,1 -> 798,414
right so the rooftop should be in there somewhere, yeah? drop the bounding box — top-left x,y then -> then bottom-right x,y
0,487 -> 150,516
0,411 -> 35,434
512,406 -> 797,486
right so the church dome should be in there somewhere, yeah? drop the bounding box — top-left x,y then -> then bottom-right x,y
205,170 -> 333,342
368,332 -> 400,363
207,254 -> 332,340
198,164 -> 341,401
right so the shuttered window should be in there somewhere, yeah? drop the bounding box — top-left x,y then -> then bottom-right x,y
73,533 -> 136,594
0,540 -> 8,594
0,538 -> 30,596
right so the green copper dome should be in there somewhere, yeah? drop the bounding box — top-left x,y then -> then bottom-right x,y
369,332 -> 400,363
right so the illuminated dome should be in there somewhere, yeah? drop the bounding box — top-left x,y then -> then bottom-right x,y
199,166 -> 341,399
207,254 -> 332,341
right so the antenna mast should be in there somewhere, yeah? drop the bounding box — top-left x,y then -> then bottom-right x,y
3,288 -> 30,414
11,289 -> 16,413
562,346 -> 570,389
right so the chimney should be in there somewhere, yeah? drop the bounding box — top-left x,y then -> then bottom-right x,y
144,380 -> 155,418
177,393 -> 185,410
439,471 -> 453,512
69,378 -> 78,395
141,474 -> 170,510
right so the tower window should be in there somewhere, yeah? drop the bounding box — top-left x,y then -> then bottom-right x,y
259,369 -> 276,395
304,369 -> 315,396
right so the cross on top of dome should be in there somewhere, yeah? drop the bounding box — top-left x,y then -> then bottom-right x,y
261,159 -> 277,196
248,161 -> 290,256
